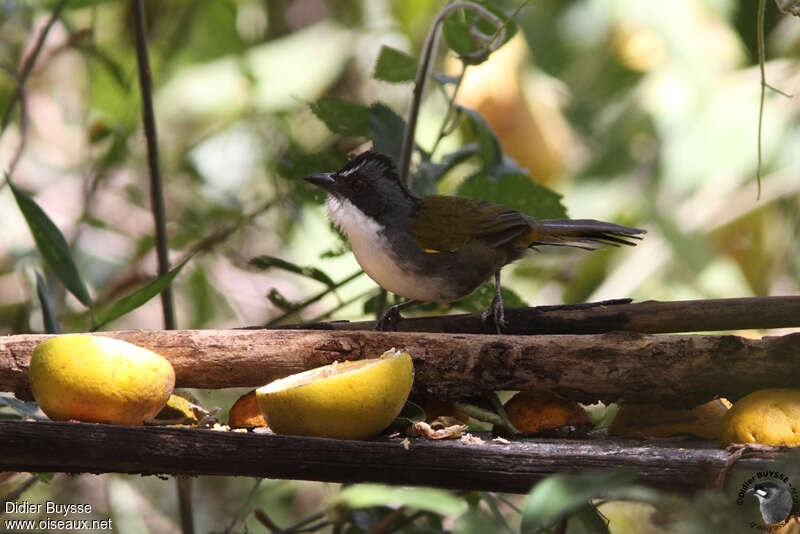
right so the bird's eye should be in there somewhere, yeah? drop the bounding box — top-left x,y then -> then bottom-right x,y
351,179 -> 365,194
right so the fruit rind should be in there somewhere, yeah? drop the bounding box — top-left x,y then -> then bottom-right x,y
29,335 -> 175,426
721,388 -> 800,446
256,349 -> 413,440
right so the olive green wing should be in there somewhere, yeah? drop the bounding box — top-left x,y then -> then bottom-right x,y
409,195 -> 534,252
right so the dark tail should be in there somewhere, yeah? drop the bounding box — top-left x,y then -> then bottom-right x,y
534,219 -> 646,249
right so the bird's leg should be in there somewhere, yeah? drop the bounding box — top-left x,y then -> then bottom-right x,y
376,299 -> 420,331
481,271 -> 505,334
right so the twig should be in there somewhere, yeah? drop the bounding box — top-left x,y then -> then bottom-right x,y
131,0 -> 176,331
0,474 -> 39,503
398,2 -> 505,187
176,476 -> 194,534
0,0 -> 68,136
131,1 -> 187,532
756,0 -> 793,200
253,508 -> 281,532
308,288 -> 378,323
223,479 -> 263,534
266,270 -> 364,325
429,62 -> 467,158
364,506 -> 407,534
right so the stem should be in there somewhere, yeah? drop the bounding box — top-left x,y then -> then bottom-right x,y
757,0 -> 767,201
223,478 -> 263,534
309,288 -> 378,323
398,2 -> 506,188
266,270 -> 364,325
132,0 -> 176,331
429,62 -> 467,158
755,0 -> 793,201
488,392 -> 520,435
0,0 -> 68,136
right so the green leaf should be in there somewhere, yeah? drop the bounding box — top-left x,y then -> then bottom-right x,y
266,288 -> 294,312
33,472 -> 55,484
415,143 -> 479,194
452,506 -> 498,534
460,107 -> 501,168
569,504 -> 611,534
9,180 -> 92,308
331,484 -> 464,517
392,400 -> 426,425
456,172 -> 567,220
35,272 -> 60,334
443,10 -> 476,57
443,2 -> 518,63
455,283 -> 526,314
521,470 -> 636,533
373,45 -> 417,83
249,255 -> 335,287
310,98 -> 371,137
92,258 -> 190,330
369,103 -> 406,163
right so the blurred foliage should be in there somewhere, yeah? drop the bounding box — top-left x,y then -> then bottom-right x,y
1,0 -> 800,532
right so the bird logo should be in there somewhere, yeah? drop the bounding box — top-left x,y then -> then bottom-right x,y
746,481 -> 794,525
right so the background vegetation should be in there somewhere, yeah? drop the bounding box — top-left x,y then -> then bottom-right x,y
1,0 -> 799,532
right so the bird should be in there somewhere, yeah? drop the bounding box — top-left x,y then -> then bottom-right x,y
746,481 -> 794,525
304,151 -> 646,331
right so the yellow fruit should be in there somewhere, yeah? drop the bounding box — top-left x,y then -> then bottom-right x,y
610,399 -> 731,439
721,389 -> 800,446
504,391 -> 591,436
29,335 -> 175,426
256,349 -> 413,440
229,390 -> 268,427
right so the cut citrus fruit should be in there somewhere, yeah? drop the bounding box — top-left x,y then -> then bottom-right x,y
229,390 -> 268,427
29,335 -> 175,426
256,349 -> 413,439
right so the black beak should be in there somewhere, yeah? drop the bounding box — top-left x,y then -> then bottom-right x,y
304,172 -> 336,191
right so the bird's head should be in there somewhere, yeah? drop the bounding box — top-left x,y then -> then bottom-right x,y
303,151 -> 418,225
747,481 -> 785,502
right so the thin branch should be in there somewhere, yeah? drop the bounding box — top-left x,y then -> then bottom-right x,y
364,507 -> 407,534
756,0 -> 793,200
223,478 -> 263,534
399,2 -> 506,187
429,62 -> 467,158
0,474 -> 39,503
131,0 -> 176,331
265,270 -> 364,326
0,0 -> 68,136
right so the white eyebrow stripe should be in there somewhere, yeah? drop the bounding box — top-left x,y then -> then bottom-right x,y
340,162 -> 364,176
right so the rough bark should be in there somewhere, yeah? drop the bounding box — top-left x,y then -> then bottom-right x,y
2,329 -> 799,406
277,296 -> 800,334
0,421 -> 786,493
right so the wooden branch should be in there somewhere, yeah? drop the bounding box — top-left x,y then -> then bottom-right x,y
3,329 -> 800,406
0,421 -> 785,493
274,296 -> 800,335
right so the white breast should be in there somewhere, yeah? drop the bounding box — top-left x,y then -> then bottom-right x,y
326,196 -> 446,301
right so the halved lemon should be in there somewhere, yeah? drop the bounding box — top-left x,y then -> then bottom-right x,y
256,349 -> 413,440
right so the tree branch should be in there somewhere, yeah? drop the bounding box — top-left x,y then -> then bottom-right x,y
271,296 -> 800,335
3,326 -> 799,406
0,421 -> 790,493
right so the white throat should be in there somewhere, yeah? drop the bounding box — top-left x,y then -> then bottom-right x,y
325,195 -> 446,302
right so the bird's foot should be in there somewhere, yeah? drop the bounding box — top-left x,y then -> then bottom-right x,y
481,295 -> 506,334
376,307 -> 403,331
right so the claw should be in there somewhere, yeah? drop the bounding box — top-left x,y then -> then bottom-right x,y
375,299 -> 419,331
482,270 -> 505,334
